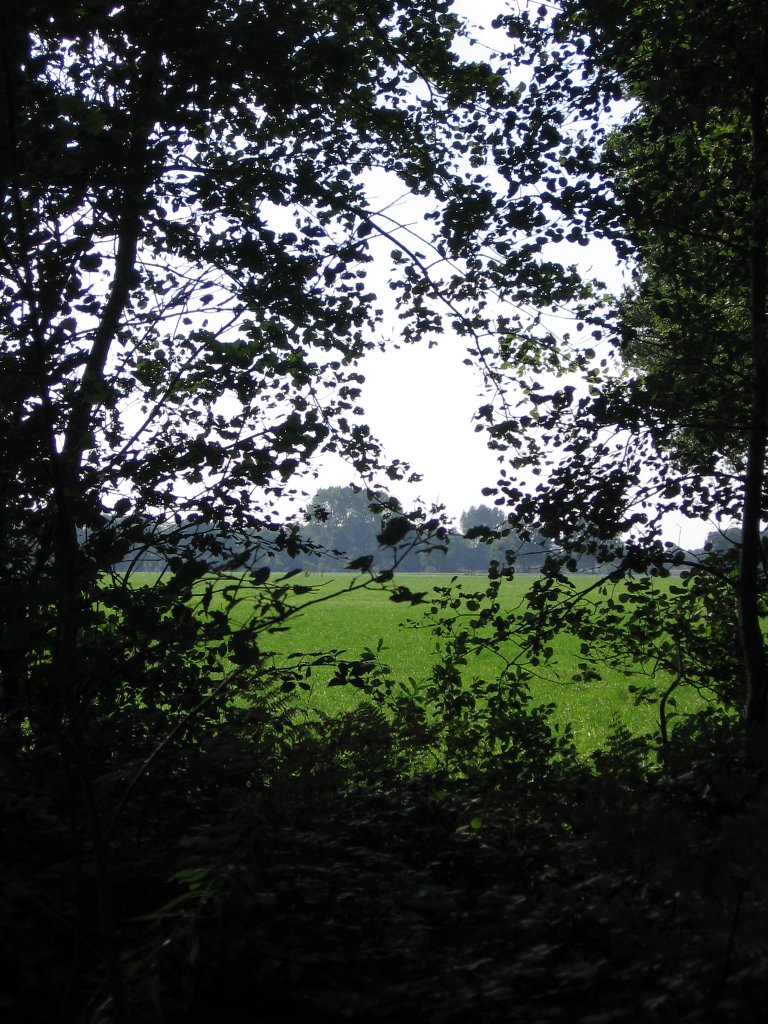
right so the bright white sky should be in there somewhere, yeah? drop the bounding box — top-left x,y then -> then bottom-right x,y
314,334 -> 500,522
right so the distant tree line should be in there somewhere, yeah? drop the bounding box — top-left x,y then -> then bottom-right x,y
296,487 -> 551,574
109,487 -> 732,577
108,486 -> 613,575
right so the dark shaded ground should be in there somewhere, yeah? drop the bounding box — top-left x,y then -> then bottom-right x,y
4,713 -> 768,1023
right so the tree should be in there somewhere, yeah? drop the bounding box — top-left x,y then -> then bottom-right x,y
569,0 -> 768,732
703,529 -> 745,556
0,0 -> 516,734
303,485 -> 395,568
477,0 -> 768,739
460,503 -> 507,536
454,503 -> 503,571
0,3 -> 523,1017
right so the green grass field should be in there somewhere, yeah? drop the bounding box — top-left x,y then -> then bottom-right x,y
185,571 -> 706,754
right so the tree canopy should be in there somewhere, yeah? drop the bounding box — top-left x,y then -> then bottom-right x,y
470,0 -> 768,730
0,3 -> 525,1016
4,1 -> 768,1021
0,0 -> 521,731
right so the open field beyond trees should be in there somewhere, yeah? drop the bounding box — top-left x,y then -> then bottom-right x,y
189,571 -> 704,754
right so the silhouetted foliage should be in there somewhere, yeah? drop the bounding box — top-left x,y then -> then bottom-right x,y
3,2 -> 768,1021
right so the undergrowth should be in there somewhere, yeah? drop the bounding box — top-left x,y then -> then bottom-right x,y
2,653 -> 766,1024
2,564 -> 765,1023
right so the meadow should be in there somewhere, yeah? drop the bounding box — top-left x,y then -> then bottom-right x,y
199,570 -> 705,755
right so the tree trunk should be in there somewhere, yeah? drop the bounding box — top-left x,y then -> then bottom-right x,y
739,53 -> 768,741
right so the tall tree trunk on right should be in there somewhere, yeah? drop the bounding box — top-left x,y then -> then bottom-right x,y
739,48 -> 768,740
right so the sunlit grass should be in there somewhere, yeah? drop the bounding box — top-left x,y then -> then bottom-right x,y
121,569 -> 707,754
195,571 -> 706,753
